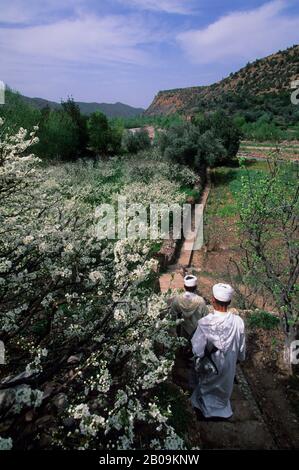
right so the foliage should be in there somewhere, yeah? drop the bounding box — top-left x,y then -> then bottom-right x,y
87,111 -> 110,156
115,113 -> 184,130
0,91 -> 123,161
237,116 -> 284,142
87,111 -> 122,158
122,129 -> 151,154
0,89 -> 41,136
237,159 -> 299,336
0,120 -> 200,449
194,111 -> 241,160
37,108 -> 79,161
247,310 -> 280,330
61,97 -> 89,158
159,111 -> 240,170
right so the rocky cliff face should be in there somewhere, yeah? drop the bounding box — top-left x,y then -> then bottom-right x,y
145,86 -> 207,116
145,45 -> 299,116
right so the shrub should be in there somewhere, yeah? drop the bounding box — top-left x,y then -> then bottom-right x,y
159,122 -> 227,169
122,129 -> 151,154
247,310 -> 280,330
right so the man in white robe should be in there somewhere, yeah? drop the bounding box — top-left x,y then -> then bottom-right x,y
191,283 -> 246,419
171,275 -> 209,340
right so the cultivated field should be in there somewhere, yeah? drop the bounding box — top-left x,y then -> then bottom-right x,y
238,141 -> 299,162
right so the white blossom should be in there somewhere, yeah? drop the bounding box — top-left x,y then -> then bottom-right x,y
0,437 -> 13,450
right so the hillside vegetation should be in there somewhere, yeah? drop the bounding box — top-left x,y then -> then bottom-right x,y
146,45 -> 299,129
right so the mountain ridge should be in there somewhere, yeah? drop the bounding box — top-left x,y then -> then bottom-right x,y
20,94 -> 144,118
145,45 -> 299,116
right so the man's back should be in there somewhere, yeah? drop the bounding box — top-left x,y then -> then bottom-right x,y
171,292 -> 209,338
191,310 -> 246,418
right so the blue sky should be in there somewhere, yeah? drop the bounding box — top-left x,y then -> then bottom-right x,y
1,0 -> 299,108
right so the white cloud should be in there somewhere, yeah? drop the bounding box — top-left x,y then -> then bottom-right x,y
0,14 -> 154,66
0,0 -> 86,24
0,5 -> 169,104
119,0 -> 196,15
0,0 -> 196,24
177,0 -> 299,63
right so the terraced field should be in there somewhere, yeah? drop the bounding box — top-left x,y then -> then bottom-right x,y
238,141 -> 299,162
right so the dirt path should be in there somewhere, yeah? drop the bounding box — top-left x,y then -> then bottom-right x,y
174,348 -> 278,449
159,176 -> 211,292
160,170 -> 299,449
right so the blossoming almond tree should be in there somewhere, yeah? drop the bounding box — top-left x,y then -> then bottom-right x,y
0,120 -> 199,450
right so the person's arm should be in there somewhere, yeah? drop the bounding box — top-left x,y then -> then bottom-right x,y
191,301 -> 209,334
191,323 -> 207,358
200,302 -> 209,319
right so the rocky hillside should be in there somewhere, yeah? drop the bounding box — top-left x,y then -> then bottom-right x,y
145,45 -> 299,116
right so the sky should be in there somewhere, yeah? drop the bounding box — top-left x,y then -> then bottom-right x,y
1,0 -> 299,108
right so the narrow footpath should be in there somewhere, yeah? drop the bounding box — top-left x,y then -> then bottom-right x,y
159,179 -> 278,449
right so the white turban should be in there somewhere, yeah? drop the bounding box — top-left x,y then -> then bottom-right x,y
213,283 -> 234,302
184,275 -> 197,287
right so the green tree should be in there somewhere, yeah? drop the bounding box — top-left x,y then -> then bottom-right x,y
196,130 -> 227,167
159,122 -> 226,170
0,89 -> 41,136
87,111 -> 110,157
194,111 -> 241,160
237,159 -> 299,370
37,109 -> 79,161
61,97 -> 89,158
122,129 -> 151,154
108,119 -> 124,155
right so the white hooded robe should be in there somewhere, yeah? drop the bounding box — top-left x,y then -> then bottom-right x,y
171,292 -> 209,338
191,310 -> 246,418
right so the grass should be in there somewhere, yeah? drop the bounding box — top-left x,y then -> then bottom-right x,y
179,186 -> 201,201
205,162 -> 267,219
205,170 -> 234,218
216,204 -> 237,217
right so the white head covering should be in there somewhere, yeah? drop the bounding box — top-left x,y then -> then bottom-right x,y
184,275 -> 197,288
213,283 -> 234,302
